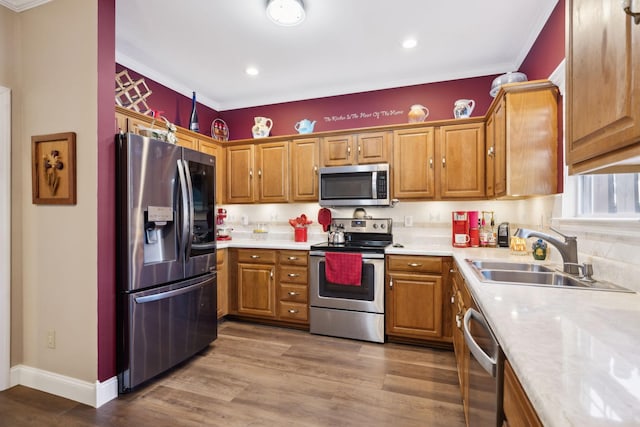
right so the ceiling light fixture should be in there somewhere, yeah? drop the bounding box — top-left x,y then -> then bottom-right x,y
402,38 -> 418,49
266,0 -> 306,27
246,66 -> 259,76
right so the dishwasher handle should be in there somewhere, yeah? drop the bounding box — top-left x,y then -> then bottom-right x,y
463,308 -> 498,377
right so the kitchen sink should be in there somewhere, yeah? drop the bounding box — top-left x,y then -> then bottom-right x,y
470,260 -> 554,273
467,259 -> 633,292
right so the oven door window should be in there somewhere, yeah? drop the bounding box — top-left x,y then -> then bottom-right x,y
318,261 -> 375,301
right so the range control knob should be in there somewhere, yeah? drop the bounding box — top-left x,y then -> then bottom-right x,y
373,224 -> 378,229
380,224 -> 386,229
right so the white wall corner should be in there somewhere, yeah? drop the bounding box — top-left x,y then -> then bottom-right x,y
9,365 -> 118,408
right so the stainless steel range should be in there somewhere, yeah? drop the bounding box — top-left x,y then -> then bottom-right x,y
309,218 -> 392,343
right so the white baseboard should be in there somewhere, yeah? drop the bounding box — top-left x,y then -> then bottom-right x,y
9,365 -> 118,408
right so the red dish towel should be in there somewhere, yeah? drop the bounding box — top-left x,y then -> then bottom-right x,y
325,252 -> 362,286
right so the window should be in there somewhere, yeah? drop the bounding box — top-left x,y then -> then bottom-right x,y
578,173 -> 640,217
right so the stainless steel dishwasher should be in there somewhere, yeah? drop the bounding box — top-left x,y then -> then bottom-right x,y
463,308 -> 504,427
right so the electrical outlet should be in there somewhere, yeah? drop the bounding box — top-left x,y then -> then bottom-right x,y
404,216 -> 413,227
47,330 -> 56,349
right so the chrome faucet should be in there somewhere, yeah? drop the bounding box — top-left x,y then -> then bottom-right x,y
514,227 -> 580,275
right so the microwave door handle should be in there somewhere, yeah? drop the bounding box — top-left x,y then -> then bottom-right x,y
176,160 -> 190,260
463,308 -> 497,377
182,160 -> 194,261
371,171 -> 377,199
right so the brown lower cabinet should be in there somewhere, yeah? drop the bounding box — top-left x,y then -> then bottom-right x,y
451,261 -> 542,426
229,248 -> 309,327
216,249 -> 228,318
503,359 -> 543,427
385,255 -> 452,345
450,264 -> 471,423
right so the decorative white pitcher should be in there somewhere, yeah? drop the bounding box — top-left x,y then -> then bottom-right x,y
453,99 -> 475,119
252,116 -> 273,138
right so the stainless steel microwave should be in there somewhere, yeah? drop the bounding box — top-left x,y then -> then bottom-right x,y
319,163 -> 390,207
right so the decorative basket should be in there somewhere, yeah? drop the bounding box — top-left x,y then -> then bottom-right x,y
211,118 -> 229,141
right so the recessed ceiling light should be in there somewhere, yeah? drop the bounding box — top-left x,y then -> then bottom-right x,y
246,66 -> 259,76
266,0 -> 306,26
402,38 -> 418,49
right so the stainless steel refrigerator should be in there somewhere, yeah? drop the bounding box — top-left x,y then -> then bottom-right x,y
116,133 -> 217,393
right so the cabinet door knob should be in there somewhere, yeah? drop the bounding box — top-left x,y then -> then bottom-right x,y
347,146 -> 351,158
313,166 -> 318,174
487,146 -> 495,157
442,157 -> 446,168
389,278 -> 393,289
258,169 -> 262,178
429,158 -> 433,169
249,169 -> 253,178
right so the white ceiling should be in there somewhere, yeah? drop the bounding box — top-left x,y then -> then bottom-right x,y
9,0 -> 561,111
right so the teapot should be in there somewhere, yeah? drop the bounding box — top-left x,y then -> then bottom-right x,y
453,99 -> 475,119
328,229 -> 345,244
252,116 -> 273,138
294,119 -> 316,134
407,104 -> 429,123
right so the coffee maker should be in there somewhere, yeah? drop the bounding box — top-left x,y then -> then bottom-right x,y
216,208 -> 232,240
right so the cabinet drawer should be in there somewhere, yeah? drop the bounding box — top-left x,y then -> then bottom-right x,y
279,250 -> 308,266
237,249 -> 277,264
387,255 -> 442,274
279,266 -> 307,285
278,301 -> 308,322
279,283 -> 308,303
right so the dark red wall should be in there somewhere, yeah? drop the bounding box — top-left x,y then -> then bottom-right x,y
519,0 -> 565,80
220,76 -> 499,140
115,64 -> 220,135
98,0 -> 116,382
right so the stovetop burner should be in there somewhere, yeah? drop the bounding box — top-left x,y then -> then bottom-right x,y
310,218 -> 393,253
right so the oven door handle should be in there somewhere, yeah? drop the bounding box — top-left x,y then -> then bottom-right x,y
463,308 -> 498,377
309,250 -> 384,260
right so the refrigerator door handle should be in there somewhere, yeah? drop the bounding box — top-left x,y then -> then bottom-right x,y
463,308 -> 498,377
182,160 -> 195,261
176,159 -> 190,260
134,274 -> 214,304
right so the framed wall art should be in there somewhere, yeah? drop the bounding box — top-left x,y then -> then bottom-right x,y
31,132 -> 77,205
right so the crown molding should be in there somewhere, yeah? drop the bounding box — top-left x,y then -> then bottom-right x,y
0,0 -> 51,12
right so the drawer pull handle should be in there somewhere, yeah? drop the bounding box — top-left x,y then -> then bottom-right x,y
287,256 -> 298,261
288,291 -> 299,296
288,309 -> 299,314
408,263 -> 422,267
287,273 -> 300,278
250,255 -> 260,259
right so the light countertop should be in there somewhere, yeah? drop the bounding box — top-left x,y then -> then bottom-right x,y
217,239 -> 640,425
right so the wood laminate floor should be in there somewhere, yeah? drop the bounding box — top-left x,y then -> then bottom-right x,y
0,320 -> 465,426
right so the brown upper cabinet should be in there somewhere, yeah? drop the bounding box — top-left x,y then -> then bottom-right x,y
226,142 -> 289,203
393,127 -> 436,199
290,137 -> 320,201
321,131 -> 391,166
566,0 -> 640,174
485,80 -> 559,198
393,121 -> 485,200
438,122 -> 485,199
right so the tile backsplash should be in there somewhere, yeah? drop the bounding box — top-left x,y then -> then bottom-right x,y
221,193 -> 640,292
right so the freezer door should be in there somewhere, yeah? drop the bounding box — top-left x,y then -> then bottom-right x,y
182,147 -> 217,278
118,273 -> 217,393
117,133 -> 183,291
